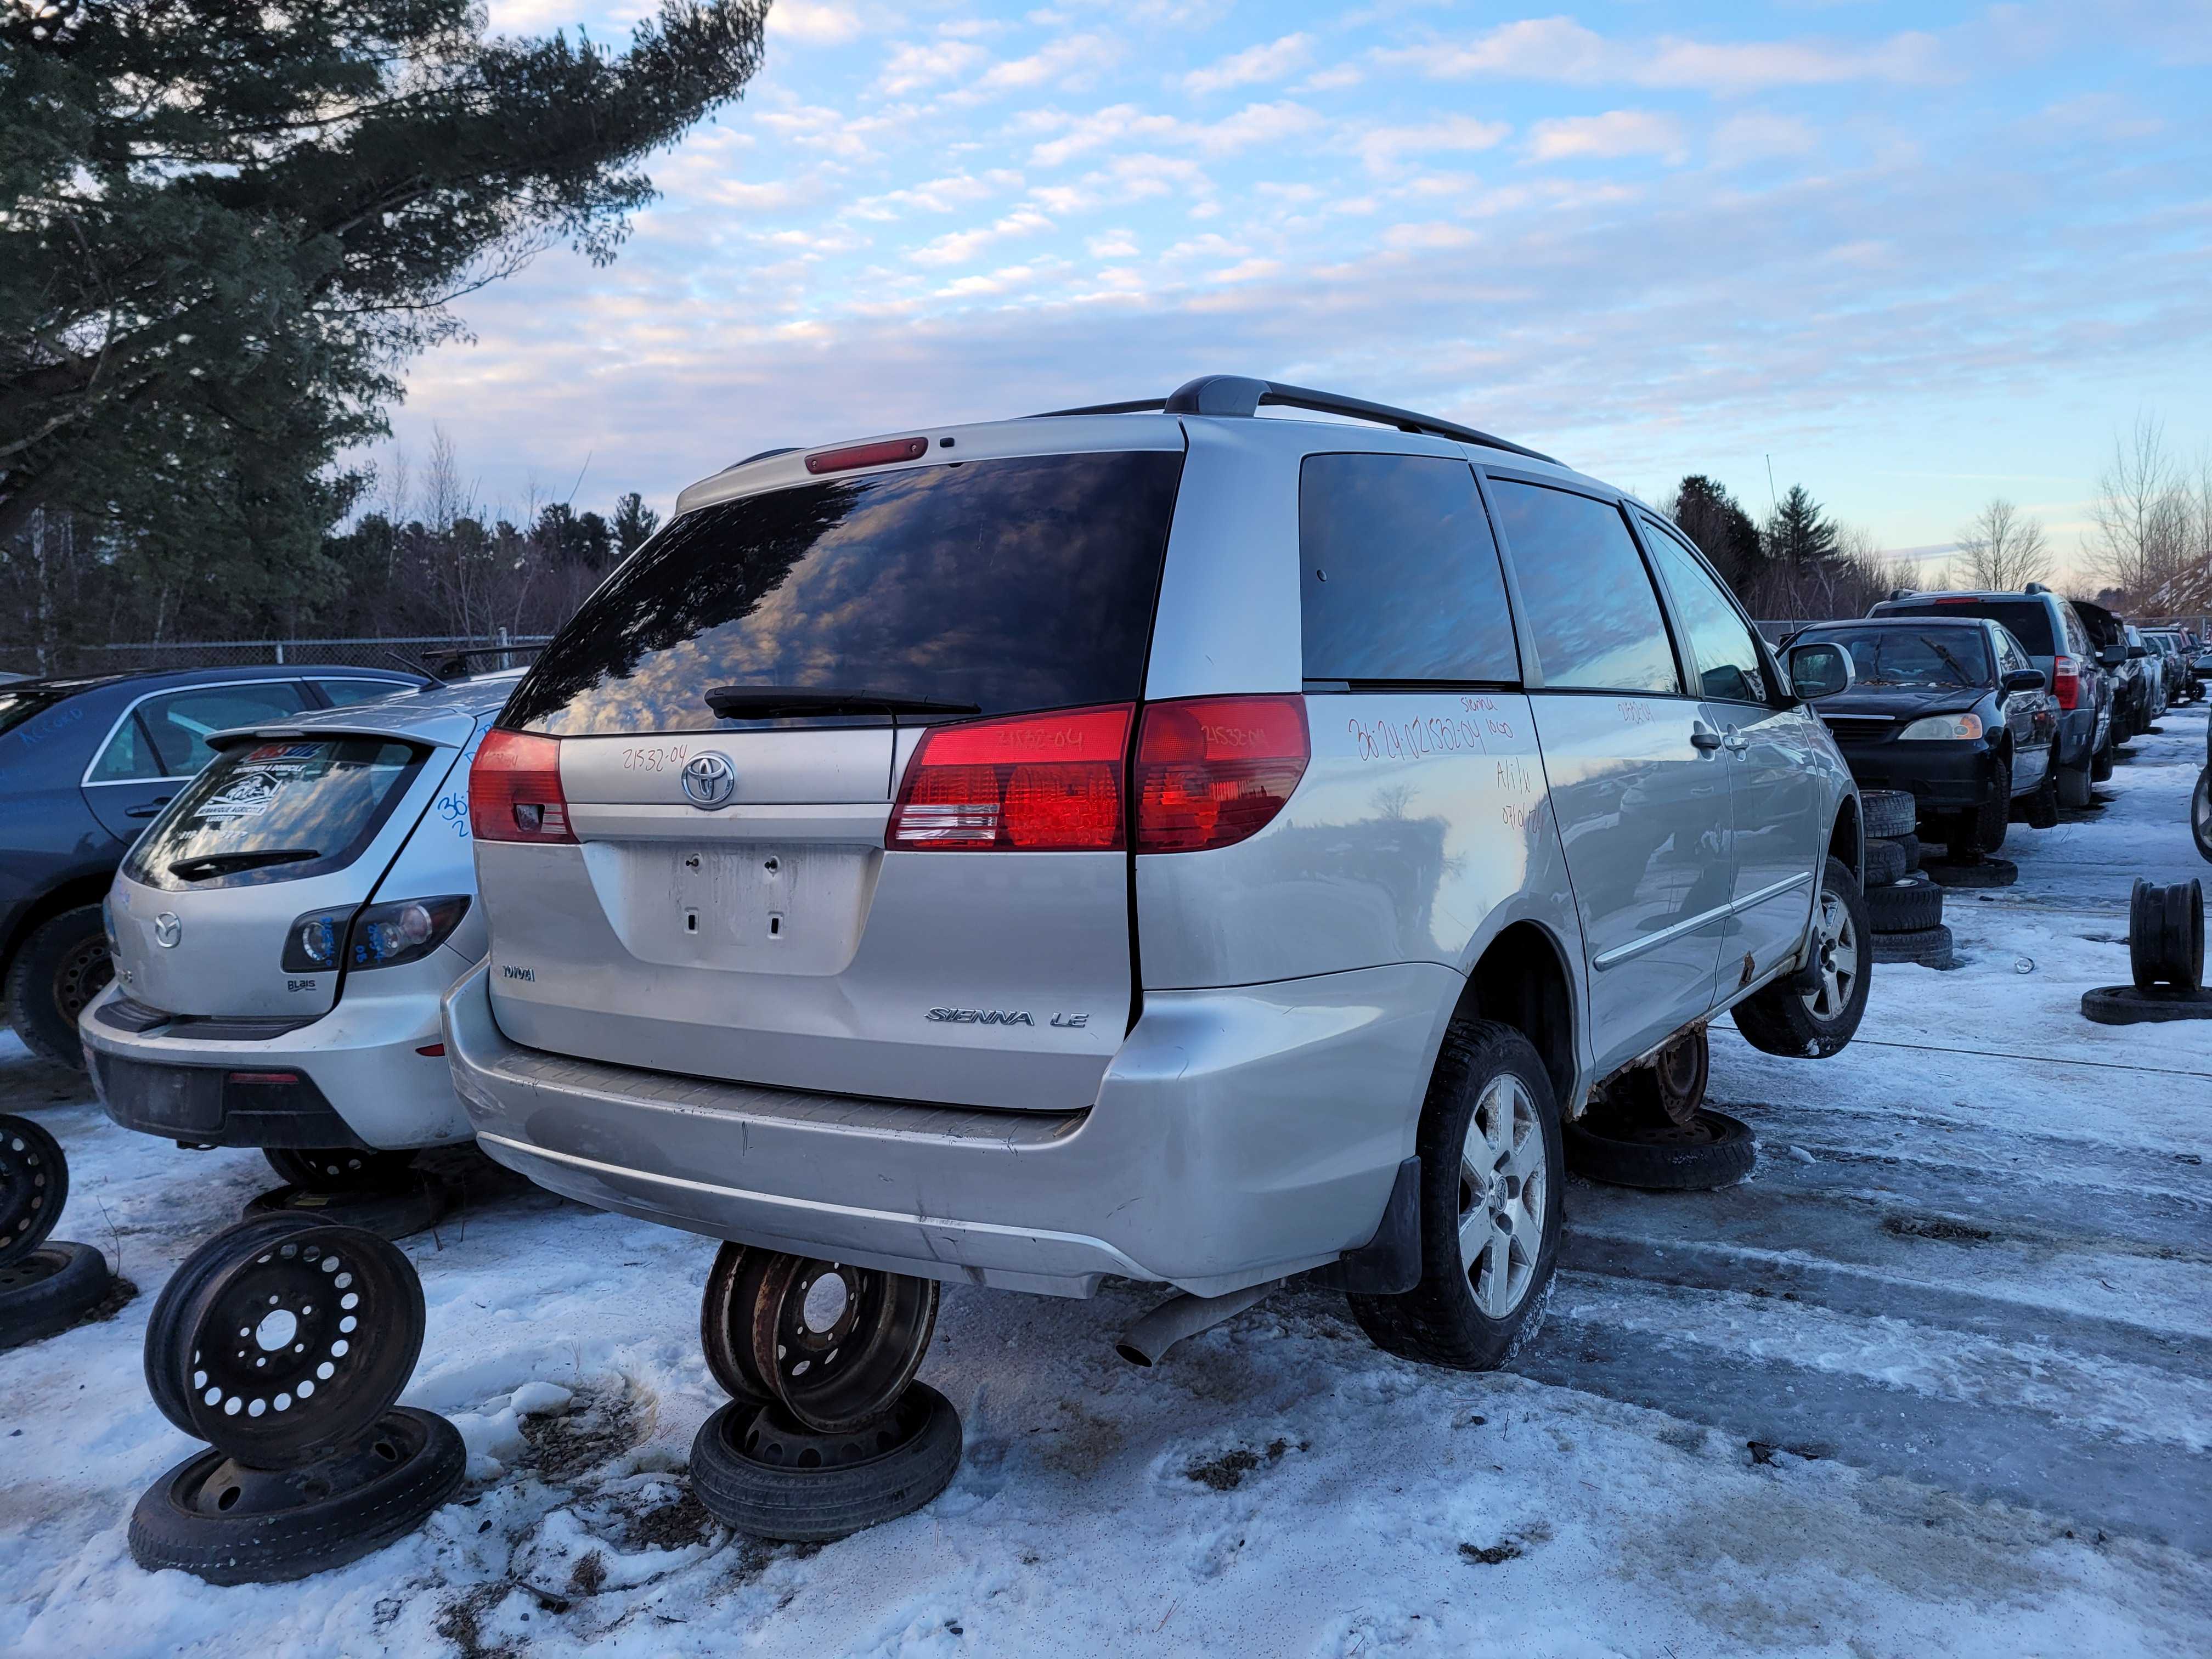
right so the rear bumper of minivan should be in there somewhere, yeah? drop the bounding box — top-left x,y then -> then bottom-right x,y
442,957 -> 1454,1299
80,966 -> 474,1150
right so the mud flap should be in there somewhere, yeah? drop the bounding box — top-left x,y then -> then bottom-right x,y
1307,1156 -> 1421,1295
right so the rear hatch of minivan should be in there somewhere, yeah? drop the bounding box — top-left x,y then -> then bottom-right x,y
108,728 -> 464,1020
472,424 -> 1187,1113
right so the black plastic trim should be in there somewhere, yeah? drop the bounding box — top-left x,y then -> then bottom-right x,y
1308,1156 -> 1423,1294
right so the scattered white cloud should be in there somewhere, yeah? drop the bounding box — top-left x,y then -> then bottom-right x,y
1391,17 -> 1949,94
1357,114 -> 1512,175
1524,111 -> 1689,165
972,32 -> 1122,97
911,208 -> 1054,267
1183,33 -> 1312,95
879,40 -> 991,95
767,2 -> 865,46
1712,112 -> 1820,168
1087,229 -> 1141,257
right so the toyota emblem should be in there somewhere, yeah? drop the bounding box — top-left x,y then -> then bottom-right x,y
154,912 -> 183,949
681,752 -> 737,810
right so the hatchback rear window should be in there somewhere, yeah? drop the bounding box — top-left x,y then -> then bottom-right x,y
503,452 -> 1186,737
123,737 -> 427,891
1878,599 -> 2054,656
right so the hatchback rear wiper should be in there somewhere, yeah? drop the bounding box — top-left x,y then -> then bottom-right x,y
703,685 -> 981,720
169,849 -> 319,881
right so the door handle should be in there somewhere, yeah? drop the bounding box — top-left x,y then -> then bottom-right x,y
125,795 -> 174,819
1722,728 -> 1749,753
1690,724 -> 1724,752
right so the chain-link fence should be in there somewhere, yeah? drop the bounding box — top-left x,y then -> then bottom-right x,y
0,633 -> 554,681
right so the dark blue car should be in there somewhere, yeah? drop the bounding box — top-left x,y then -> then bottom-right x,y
0,663 -> 424,1065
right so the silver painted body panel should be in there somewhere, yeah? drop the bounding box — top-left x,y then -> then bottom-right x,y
82,677 -> 515,1148
450,411 -> 1859,1297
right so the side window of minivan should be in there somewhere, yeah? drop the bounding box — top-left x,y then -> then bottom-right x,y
1298,453 -> 1520,683
1487,479 -> 1679,695
1641,521 -> 1769,703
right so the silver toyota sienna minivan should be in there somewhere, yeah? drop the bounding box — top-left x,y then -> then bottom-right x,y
444,375 -> 1870,1371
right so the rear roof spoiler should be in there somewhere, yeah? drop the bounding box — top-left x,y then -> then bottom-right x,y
1032,375 -> 1560,466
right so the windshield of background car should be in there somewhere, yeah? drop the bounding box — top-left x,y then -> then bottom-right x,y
501,451 -> 1186,736
122,737 -> 427,891
1880,599 -> 2055,656
1799,625 -> 1991,690
0,685 -> 73,739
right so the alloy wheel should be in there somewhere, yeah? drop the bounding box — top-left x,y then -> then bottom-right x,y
1457,1074 -> 1547,1319
1803,887 -> 1860,1020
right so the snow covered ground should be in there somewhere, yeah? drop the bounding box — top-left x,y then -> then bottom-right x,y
5,710 -> 2210,1658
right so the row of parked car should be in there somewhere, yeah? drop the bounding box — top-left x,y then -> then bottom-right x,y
1780,588 -> 2202,863
14,376 -> 1893,1379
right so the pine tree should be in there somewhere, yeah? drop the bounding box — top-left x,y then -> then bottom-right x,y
0,1 -> 767,641
1764,484 -> 1841,569
1668,475 -> 1766,590
612,492 -> 663,558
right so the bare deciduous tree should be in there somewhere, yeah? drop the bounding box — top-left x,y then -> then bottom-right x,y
1953,498 -> 2050,591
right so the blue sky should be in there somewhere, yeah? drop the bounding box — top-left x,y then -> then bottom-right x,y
405,1 -> 2212,577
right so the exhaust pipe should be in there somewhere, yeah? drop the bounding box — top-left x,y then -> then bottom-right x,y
1115,1278 -> 1286,1367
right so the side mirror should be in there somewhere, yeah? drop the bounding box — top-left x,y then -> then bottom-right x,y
2129,644 -> 2150,659
2002,667 -> 2047,695
2097,644 -> 2127,669
1787,641 -> 1853,701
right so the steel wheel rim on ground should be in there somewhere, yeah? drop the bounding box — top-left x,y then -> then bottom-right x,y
741,1252 -> 939,1434
1458,1073 -> 1546,1320
170,1221 -> 423,1466
0,1114 -> 66,1267
1803,888 -> 1861,1021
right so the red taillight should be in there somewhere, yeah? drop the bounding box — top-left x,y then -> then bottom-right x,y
888,704 -> 1132,850
470,729 -> 575,844
2052,654 -> 2080,711
227,1071 -> 301,1086
806,436 -> 929,475
1135,695 -> 1308,854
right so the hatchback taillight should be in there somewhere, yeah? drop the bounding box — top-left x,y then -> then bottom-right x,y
888,704 -> 1132,850
2052,654 -> 2080,711
471,729 -> 575,843
1135,695 -> 1308,854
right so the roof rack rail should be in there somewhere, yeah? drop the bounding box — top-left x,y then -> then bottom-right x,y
1032,375 -> 1559,465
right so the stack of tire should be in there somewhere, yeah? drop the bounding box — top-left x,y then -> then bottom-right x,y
1860,790 -> 1953,968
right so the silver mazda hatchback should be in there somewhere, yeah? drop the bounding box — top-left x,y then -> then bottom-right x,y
444,376 -> 1870,1369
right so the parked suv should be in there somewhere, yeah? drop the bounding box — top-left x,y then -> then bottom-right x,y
0,664 -> 423,1066
443,376 -> 1872,1368
2145,629 -> 2196,706
1785,616 -> 2054,859
80,675 -> 512,1184
1869,585 -> 2112,808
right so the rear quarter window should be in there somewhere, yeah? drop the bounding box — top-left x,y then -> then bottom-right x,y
1878,600 -> 2056,657
503,451 -> 1186,736
123,737 -> 427,890
1298,453 -> 1520,683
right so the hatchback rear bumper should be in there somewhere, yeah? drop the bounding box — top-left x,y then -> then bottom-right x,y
442,957 -> 1454,1299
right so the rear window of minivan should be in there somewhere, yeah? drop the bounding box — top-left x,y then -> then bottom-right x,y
1877,598 -> 2055,656
503,452 -> 1185,737
123,737 -> 426,890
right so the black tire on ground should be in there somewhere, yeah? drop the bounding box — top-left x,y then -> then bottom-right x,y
243,1174 -> 450,1243
0,1241 -> 114,1351
0,1113 -> 67,1266
690,1384 -> 962,1543
1892,833 -> 1922,872
1731,857 -> 1874,1059
127,1407 -> 465,1585
1860,789 -> 1917,839
3,906 -> 111,1069
2194,769 -> 2212,865
2092,736 -> 2114,782
1866,876 -> 1944,933
2129,878 -> 2205,994
1565,1108 -> 1757,1191
1863,838 -> 1908,888
2080,985 -> 2212,1025
2057,763 -> 2093,809
1871,924 -> 1955,967
1949,757 -> 2010,859
1927,856 -> 2017,889
1347,1020 -> 1565,1371
262,1147 -> 417,1192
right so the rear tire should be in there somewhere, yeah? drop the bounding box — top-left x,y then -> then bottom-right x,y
2092,735 -> 2114,782
1949,757 -> 2009,859
1730,857 -> 1872,1058
2057,762 -> 2092,809
1348,1020 -> 1563,1372
4,907 -> 111,1070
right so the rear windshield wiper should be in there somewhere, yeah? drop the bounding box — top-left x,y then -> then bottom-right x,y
169,849 -> 319,882
703,685 -> 982,720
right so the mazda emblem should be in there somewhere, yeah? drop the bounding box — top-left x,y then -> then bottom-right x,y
154,912 -> 183,949
681,751 -> 737,809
